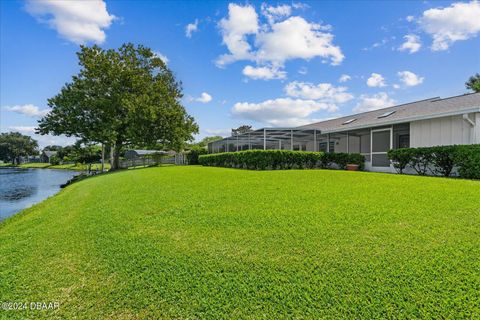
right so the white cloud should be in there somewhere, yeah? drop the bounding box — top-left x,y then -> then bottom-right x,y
261,3 -> 292,24
406,15 -> 415,22
25,0 -> 116,44
8,126 -> 36,133
366,73 -> 386,87
397,71 -> 424,87
185,19 -> 199,38
284,81 -> 353,103
204,128 -> 231,137
195,92 -> 213,103
154,51 -> 169,64
292,2 -> 309,10
216,4 -> 343,77
231,98 -> 337,127
419,1 -> 480,51
4,104 -> 50,117
242,65 -> 286,80
354,92 -> 395,112
297,67 -> 308,75
255,16 -> 344,66
398,34 -> 422,53
338,74 -> 351,82
216,4 -> 259,67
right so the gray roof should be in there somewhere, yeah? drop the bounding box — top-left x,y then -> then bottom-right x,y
298,92 -> 480,133
127,150 -> 167,156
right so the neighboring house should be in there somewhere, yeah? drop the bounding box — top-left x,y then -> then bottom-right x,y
40,150 -> 58,163
124,150 -> 171,159
208,93 -> 480,172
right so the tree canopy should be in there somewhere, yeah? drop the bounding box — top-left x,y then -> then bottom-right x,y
194,136 -> 223,148
465,73 -> 480,92
231,125 -> 253,136
0,132 -> 39,164
37,43 -> 198,169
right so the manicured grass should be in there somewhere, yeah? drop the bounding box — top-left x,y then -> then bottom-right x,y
0,166 -> 479,319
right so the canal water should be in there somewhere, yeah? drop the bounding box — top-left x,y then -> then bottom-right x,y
0,168 -> 77,220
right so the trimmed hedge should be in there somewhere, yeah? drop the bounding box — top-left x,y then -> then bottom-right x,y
388,144 -> 480,179
199,150 -> 365,171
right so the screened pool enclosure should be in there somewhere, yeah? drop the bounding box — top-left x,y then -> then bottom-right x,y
207,124 -> 410,170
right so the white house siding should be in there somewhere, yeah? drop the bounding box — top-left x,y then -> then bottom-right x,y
410,113 -> 478,147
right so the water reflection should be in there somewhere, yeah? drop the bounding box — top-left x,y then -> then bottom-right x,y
0,168 -> 77,220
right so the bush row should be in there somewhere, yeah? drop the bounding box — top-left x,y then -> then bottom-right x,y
198,150 -> 365,171
387,144 -> 480,179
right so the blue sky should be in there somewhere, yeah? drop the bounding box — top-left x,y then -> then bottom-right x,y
1,0 -> 479,147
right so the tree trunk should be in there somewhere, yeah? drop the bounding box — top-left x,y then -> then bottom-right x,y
101,143 -> 105,172
109,141 -> 122,171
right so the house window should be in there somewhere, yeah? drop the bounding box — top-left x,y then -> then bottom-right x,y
393,123 -> 410,149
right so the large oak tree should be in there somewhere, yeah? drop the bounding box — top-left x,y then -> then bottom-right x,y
37,43 -> 198,170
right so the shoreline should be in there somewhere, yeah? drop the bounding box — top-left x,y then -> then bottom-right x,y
0,163 -> 109,171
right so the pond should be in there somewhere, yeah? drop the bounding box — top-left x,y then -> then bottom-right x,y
0,168 -> 77,220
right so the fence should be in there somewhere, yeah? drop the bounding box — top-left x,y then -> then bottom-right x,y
119,154 -> 187,169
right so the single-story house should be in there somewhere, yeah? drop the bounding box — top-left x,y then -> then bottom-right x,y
40,150 -> 58,163
124,150 -> 170,160
208,92 -> 480,172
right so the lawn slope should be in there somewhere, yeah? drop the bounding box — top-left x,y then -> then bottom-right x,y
0,166 -> 479,319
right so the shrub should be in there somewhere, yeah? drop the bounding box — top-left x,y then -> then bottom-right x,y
430,146 -> 456,177
387,144 -> 480,179
199,150 -> 366,171
409,148 -> 433,175
454,144 -> 480,179
187,146 -> 208,165
388,148 -> 413,174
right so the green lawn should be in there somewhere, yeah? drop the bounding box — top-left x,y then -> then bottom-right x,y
0,166 -> 479,319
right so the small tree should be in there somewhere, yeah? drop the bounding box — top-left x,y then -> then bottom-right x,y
0,132 -> 39,164
466,73 -> 480,92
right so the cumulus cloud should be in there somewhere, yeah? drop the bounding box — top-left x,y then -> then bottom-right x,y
338,74 -> 351,82
4,104 -> 50,117
398,34 -> 422,53
242,65 -> 286,80
354,92 -> 395,112
255,16 -> 343,66
195,92 -> 213,103
366,73 -> 386,87
232,98 -> 337,127
216,4 -> 259,67
216,3 -> 343,79
261,3 -> 292,24
25,0 -> 116,44
406,15 -> 415,22
419,1 -> 480,51
284,81 -> 353,103
185,19 -> 199,38
397,71 -> 424,87
154,51 -> 169,64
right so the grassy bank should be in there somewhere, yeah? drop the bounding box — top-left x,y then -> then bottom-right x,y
1,162 -> 110,171
0,166 -> 479,319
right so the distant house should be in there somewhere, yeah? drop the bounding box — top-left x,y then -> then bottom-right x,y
124,150 -> 171,159
208,92 -> 480,173
40,150 -> 58,163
